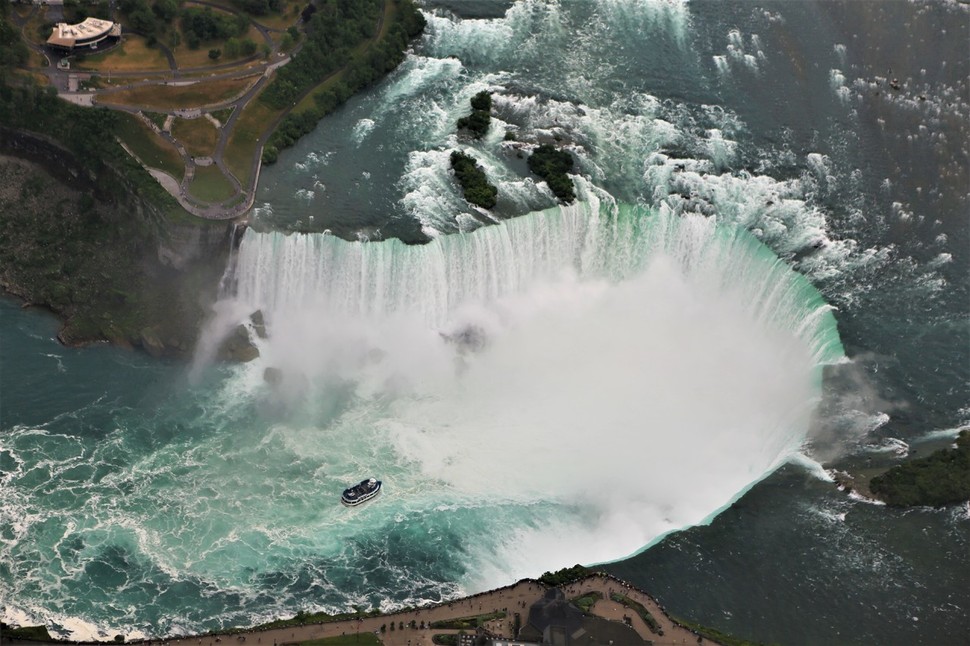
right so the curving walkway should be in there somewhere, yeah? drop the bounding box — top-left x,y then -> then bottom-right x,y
1,575 -> 726,646
32,0 -> 390,220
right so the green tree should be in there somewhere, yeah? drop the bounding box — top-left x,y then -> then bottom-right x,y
527,144 -> 576,203
240,37 -> 258,56
450,150 -> 497,209
129,6 -> 158,35
152,0 -> 179,22
469,90 -> 491,111
0,0 -> 29,72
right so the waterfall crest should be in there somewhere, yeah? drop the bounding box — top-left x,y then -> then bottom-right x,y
231,200 -> 843,369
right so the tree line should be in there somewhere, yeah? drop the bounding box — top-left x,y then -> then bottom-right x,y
0,0 -> 28,70
262,0 -> 426,163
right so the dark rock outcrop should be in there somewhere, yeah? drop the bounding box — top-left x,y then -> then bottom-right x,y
219,324 -> 259,362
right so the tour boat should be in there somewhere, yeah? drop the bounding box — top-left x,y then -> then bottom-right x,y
341,478 -> 382,507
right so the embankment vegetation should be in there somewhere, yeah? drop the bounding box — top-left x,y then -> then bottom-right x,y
262,0 -> 426,163
609,591 -> 662,635
0,81 -> 178,212
669,615 -> 765,646
0,144 -> 225,353
528,143 -> 576,203
870,430 -> 970,507
450,150 -> 497,209
0,23 -> 226,354
569,591 -> 602,614
537,564 -> 594,587
0,0 -> 28,68
0,623 -> 53,641
250,607 -> 384,633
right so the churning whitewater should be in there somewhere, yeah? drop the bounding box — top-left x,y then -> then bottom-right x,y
214,198 -> 843,585
6,0 -> 967,640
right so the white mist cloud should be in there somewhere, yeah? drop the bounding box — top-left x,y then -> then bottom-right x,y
215,203 -> 840,586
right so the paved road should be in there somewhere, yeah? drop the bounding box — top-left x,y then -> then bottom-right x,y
0,575 -> 725,646
25,0 -> 391,220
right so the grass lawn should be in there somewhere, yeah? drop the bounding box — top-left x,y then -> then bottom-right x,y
98,75 -> 258,110
570,591 -> 603,614
224,94 -> 277,187
172,24 -> 266,68
181,60 -> 264,79
115,112 -> 184,179
27,48 -> 47,67
75,35 -> 170,72
187,165 -> 236,202
24,9 -> 51,46
299,635 -> 381,646
171,116 -> 219,157
188,0 -> 302,31
14,69 -> 49,86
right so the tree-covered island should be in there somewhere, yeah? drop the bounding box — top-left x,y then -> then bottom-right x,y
449,150 -> 497,209
870,430 -> 970,507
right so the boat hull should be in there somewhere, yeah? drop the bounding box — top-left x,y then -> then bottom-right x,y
341,479 -> 382,507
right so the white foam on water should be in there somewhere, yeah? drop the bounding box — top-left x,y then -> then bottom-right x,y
833,43 -> 847,64
790,452 -> 836,482
352,118 -> 376,144
830,69 -> 851,103
397,146 -> 471,237
713,54 -> 729,76
917,426 -> 967,442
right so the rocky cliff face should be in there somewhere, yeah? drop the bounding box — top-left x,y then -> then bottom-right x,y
157,220 -> 234,270
0,128 -> 237,360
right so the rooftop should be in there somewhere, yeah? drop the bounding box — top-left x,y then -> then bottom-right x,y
47,17 -> 119,48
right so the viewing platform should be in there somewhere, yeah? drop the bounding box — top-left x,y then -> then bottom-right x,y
46,17 -> 120,52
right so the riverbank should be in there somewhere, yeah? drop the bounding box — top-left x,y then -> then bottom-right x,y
2,574 -> 740,646
0,142 -> 231,359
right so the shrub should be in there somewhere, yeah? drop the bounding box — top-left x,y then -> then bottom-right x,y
456,109 -> 490,139
537,564 -> 591,587
469,89 -> 492,111
609,592 -> 662,635
570,591 -> 602,614
527,144 -> 576,203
